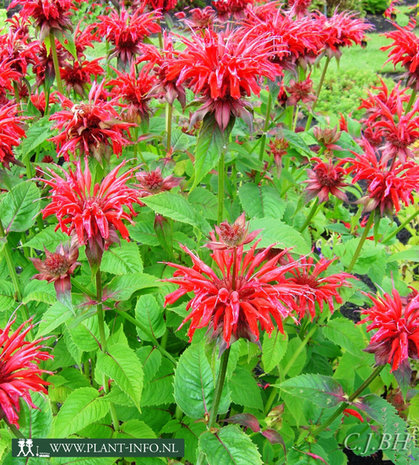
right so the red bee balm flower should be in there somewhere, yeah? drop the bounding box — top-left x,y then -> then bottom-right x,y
304,157 -> 348,203
212,0 -> 254,19
0,104 -> 26,169
286,257 -> 353,320
360,289 -> 419,373
97,6 -> 161,66
167,28 -> 278,130
382,20 -> 419,90
40,159 -> 140,266
0,318 -> 52,428
164,240 -> 310,349
49,83 -> 133,162
144,0 -> 178,13
60,59 -> 104,96
30,239 -> 80,300
136,167 -> 182,199
345,140 -> 419,215
9,0 -> 73,41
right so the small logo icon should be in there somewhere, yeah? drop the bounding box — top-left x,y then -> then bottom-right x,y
16,439 -> 35,457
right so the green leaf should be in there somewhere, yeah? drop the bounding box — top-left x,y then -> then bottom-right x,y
107,272 -> 159,301
100,241 -> 143,275
0,182 -> 40,232
322,317 -> 366,356
229,366 -> 263,410
51,387 -> 109,438
174,342 -> 229,419
141,358 -> 174,407
116,420 -> 156,439
142,192 -> 199,227
279,374 -> 345,408
281,128 -> 312,156
279,336 -> 307,377
238,184 -> 286,219
192,115 -> 224,190
135,295 -> 166,341
188,188 -> 218,221
199,425 -> 262,465
262,330 -> 288,373
387,246 -> 419,263
96,343 -> 144,413
19,116 -> 53,156
37,302 -> 73,337
21,225 -> 68,250
248,218 -> 311,255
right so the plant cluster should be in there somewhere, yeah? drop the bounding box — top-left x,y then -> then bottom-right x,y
0,1 -> 418,465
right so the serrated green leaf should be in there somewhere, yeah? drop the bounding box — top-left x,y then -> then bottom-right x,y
106,272 -> 159,301
116,420 -> 156,439
0,182 -> 40,232
229,366 -> 263,410
21,225 -> 69,250
97,343 -> 144,413
23,291 -> 56,305
262,330 -> 288,373
174,342 -> 229,419
322,317 -> 366,356
248,218 -> 311,255
135,295 -> 166,341
199,425 -> 262,465
19,116 -> 53,156
238,184 -> 286,219
141,358 -> 174,407
37,302 -> 73,337
51,387 -> 109,438
100,241 -> 143,275
279,374 -> 345,408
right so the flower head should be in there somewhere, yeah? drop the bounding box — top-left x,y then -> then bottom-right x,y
40,159 -> 140,265
286,256 -> 353,320
0,318 -> 52,428
0,104 -> 26,169
30,90 -> 58,116
312,126 -> 342,152
167,27 -> 278,130
164,239 -> 309,349
0,31 -> 39,77
143,0 -> 177,13
108,64 -> 157,123
49,82 -> 133,162
268,137 -> 288,167
9,0 -> 73,41
136,167 -> 182,198
205,213 -> 260,250
382,20 -> 419,90
286,76 -> 316,107
30,239 -> 80,300
345,139 -> 419,215
98,6 -> 161,66
60,59 -> 104,96
304,157 -> 348,203
212,0 -> 254,19
288,0 -> 312,18
186,7 -> 217,30
360,289 -> 419,373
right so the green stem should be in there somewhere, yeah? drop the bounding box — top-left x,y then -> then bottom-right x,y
166,102 -> 173,151
0,221 -> 29,322
298,365 -> 384,444
382,210 -> 419,243
95,270 -> 119,432
13,81 -> 20,106
196,348 -> 231,465
264,325 -> 317,415
5,419 -> 24,438
218,152 -> 225,224
299,198 -> 319,233
406,89 -> 417,113
305,56 -> 331,131
347,212 -> 375,273
259,91 -> 272,161
292,105 -> 299,131
49,33 -> 64,94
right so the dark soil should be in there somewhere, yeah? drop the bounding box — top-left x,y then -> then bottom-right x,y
345,449 -> 395,465
340,301 -> 362,322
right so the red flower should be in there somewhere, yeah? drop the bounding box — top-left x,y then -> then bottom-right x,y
286,76 -> 316,107
0,59 -> 21,104
98,6 -> 161,66
343,408 -> 364,422
268,137 -> 288,167
164,240 -> 309,349
286,256 -> 353,320
143,0 -> 178,13
136,166 -> 182,199
212,0 -> 254,19
30,90 -> 58,116
9,0 -> 73,41
30,239 -> 80,300
73,22 -> 99,59
288,0 -> 312,18
0,318 -> 52,428
206,213 -> 260,251
382,20 -> 419,90
167,27 -> 278,130
6,14 -> 31,39
244,9 -> 323,71
0,104 -> 26,169
108,64 -> 157,123
0,31 -> 39,77
312,126 -> 342,153
49,82 -> 133,162
186,7 -> 217,30
61,59 -> 104,96
345,139 -> 419,215
318,11 -> 373,59
40,159 -> 140,266
304,157 -> 348,203
33,41 -> 66,87
360,289 -> 419,373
